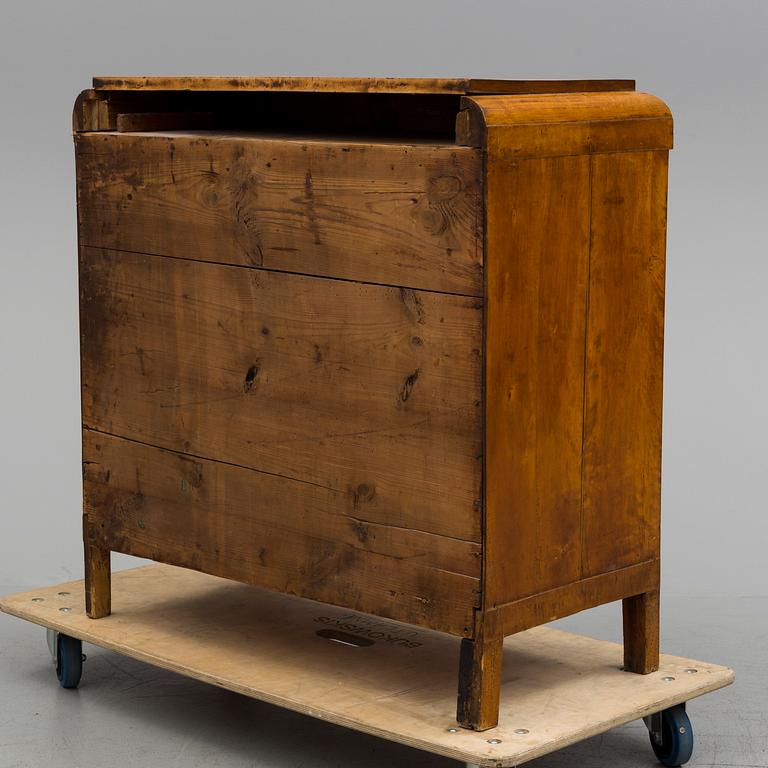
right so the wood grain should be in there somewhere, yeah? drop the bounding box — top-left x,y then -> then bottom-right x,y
116,111 -> 215,132
83,431 -> 479,635
459,92 -> 673,156
456,611 -> 503,730
79,247 -> 483,542
75,132 -> 483,294
581,151 -> 668,576
91,76 -> 635,95
0,566 -> 734,768
83,515 -> 111,618
73,90 -> 111,132
623,589 -> 660,674
496,559 -> 659,637
483,155 -> 590,608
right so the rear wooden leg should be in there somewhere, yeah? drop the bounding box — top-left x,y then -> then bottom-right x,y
456,614 -> 503,730
623,590 -> 659,673
84,517 -> 111,618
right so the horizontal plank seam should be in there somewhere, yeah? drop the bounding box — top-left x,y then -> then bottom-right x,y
579,156 -> 594,581
82,426 -> 482,546
491,559 -> 660,612
95,512 -> 480,583
100,528 -> 480,585
79,243 -> 484,300
340,512 -> 482,557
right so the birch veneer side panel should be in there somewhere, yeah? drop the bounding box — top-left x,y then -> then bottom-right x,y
473,91 -> 672,611
458,91 -> 671,726
582,150 -> 668,576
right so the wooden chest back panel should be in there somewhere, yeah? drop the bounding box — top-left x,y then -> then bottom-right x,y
75,133 -> 483,296
77,128 -> 484,634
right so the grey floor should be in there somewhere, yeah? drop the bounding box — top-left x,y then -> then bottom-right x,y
0,586 -> 765,768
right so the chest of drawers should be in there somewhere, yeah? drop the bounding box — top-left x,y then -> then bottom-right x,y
74,76 -> 672,729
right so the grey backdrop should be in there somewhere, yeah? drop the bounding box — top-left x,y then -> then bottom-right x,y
1,0 -> 766,599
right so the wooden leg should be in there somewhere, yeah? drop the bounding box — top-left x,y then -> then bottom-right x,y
622,590 -> 659,673
456,614 -> 503,730
84,516 -> 111,618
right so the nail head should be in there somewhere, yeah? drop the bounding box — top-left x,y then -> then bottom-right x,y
514,729 -> 530,735
487,738 -> 502,745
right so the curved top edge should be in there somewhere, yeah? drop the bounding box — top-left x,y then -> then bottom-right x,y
462,91 -> 671,125
91,76 -> 635,96
456,91 -> 672,153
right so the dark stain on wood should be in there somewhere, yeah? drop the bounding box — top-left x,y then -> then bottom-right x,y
243,362 -> 261,393
399,288 -> 426,325
399,369 -> 420,403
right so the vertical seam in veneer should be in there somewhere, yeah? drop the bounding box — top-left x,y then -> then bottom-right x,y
479,137 -> 489,627
579,155 -> 594,582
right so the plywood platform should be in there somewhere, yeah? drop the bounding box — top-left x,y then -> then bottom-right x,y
0,565 -> 733,767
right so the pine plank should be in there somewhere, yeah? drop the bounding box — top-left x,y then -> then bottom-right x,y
75,132 -> 483,295
79,247 -> 483,542
82,430 -> 480,635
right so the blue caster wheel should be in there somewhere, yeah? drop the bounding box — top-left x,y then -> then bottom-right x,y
648,704 -> 694,767
55,633 -> 84,689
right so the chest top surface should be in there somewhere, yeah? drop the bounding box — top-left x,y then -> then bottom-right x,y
91,75 -> 635,94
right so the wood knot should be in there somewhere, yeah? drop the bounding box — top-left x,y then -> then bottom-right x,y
428,175 -> 462,201
243,362 -> 261,393
180,460 -> 203,490
353,483 -> 376,507
352,520 -> 370,544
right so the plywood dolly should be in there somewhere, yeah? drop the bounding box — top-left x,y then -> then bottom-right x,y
43,623 -> 695,765
2,565 -> 734,768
